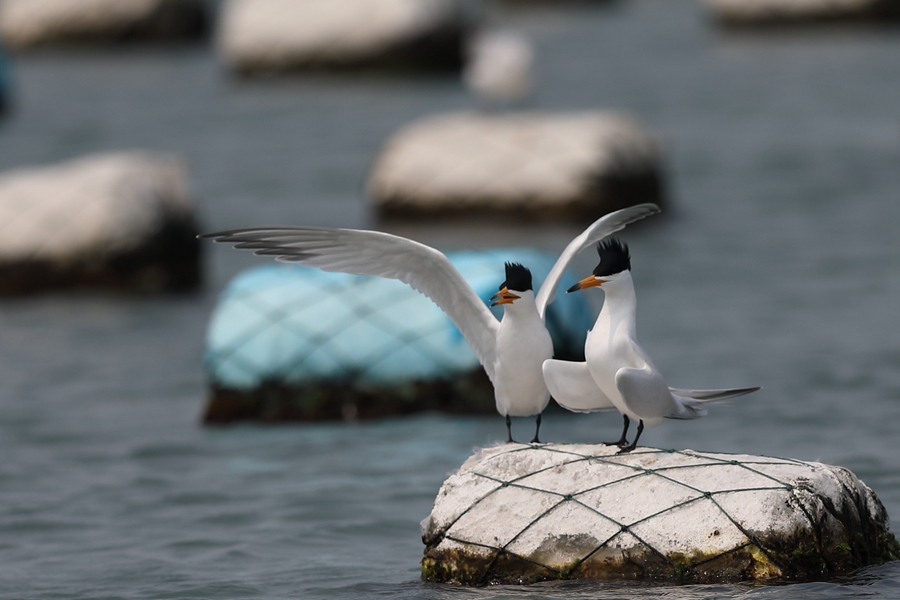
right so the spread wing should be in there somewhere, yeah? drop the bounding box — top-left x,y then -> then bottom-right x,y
202,227 -> 501,382
535,203 -> 660,319
542,359 -> 617,413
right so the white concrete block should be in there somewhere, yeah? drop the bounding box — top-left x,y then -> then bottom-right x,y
217,0 -> 465,74
422,444 -> 899,584
0,152 -> 200,293
0,0 -> 206,49
368,111 -> 663,219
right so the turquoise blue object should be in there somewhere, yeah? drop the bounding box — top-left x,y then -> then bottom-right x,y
205,248 -> 593,389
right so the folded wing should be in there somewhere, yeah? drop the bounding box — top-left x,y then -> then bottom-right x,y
542,359 -> 616,413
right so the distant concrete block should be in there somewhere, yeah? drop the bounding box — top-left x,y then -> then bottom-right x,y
0,0 -> 207,49
422,444 -> 900,584
368,111 -> 664,220
464,30 -> 535,106
217,0 -> 466,75
0,152 -> 201,294
705,0 -> 900,26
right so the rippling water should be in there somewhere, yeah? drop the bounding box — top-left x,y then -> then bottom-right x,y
1,0 -> 899,598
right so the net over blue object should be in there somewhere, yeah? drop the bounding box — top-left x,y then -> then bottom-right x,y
204,248 -> 593,389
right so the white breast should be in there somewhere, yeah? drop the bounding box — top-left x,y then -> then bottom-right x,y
492,302 -> 553,417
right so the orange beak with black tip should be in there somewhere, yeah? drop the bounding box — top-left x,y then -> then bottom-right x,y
567,275 -> 605,293
491,287 -> 520,306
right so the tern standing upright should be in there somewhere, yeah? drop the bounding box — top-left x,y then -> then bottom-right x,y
543,238 -> 760,452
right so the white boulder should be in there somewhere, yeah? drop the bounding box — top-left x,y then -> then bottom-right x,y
705,0 -> 900,26
0,152 -> 201,294
0,0 -> 207,50
422,444 -> 899,584
368,111 -> 663,219
216,0 -> 466,75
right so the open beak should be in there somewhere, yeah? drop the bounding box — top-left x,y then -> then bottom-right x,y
491,287 -> 520,306
567,275 -> 605,293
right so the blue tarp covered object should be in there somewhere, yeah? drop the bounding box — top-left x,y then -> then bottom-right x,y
205,248 -> 594,389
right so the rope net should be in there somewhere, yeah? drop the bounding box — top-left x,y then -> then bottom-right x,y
202,249 -> 592,422
423,444 -> 898,584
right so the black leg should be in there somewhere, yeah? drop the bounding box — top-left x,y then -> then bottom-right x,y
506,414 -> 515,443
530,413 -> 542,444
604,415 -> 630,447
617,420 -> 644,454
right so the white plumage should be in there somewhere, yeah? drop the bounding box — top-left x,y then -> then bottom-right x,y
202,203 -> 659,443
544,239 -> 760,452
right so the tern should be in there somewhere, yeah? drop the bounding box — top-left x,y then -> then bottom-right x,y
201,203 -> 659,444
543,238 -> 760,453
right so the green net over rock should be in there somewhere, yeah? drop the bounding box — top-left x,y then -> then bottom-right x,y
421,444 -> 900,585
203,248 -> 592,423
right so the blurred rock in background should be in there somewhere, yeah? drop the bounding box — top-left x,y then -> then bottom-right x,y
368,111 -> 664,221
216,0 -> 469,76
0,0 -> 208,50
0,152 -> 202,295
705,0 -> 900,27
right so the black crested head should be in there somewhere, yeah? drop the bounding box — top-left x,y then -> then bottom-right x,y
593,238 -> 631,277
500,262 -> 533,292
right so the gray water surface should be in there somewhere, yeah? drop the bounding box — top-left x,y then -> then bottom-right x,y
1,0 -> 899,597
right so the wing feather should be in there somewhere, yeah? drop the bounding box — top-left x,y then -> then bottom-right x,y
202,227 -> 501,381
535,203 -> 660,318
542,359 -> 616,413
615,365 -> 674,426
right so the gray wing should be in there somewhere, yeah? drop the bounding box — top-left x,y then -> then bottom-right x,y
542,359 -> 617,413
535,203 -> 661,319
202,226 -> 501,382
615,365 -> 676,426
